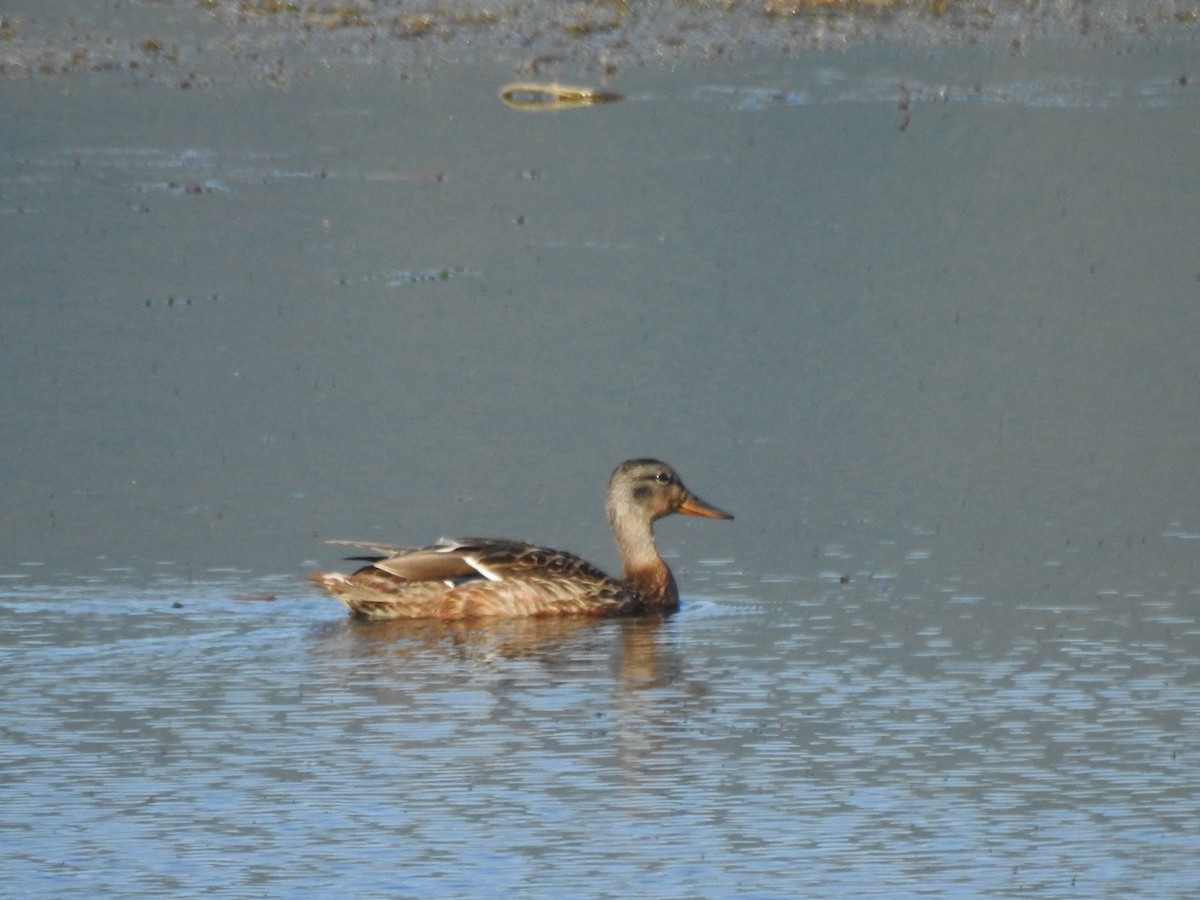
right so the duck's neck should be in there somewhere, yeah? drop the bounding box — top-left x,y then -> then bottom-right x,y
608,504 -> 678,608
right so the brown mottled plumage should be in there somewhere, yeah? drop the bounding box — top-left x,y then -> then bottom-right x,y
311,459 -> 733,620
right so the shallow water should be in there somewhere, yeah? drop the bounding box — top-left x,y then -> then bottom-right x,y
3,32 -> 1200,897
4,577 -> 1198,895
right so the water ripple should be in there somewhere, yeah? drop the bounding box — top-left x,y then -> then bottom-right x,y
1,577 -> 1198,895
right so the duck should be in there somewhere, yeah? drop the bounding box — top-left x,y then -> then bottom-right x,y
311,458 -> 733,620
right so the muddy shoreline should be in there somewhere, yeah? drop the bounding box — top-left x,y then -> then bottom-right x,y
2,0 -> 1197,87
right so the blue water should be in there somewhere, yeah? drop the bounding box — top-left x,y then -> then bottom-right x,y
3,31 -> 1199,897
3,563 -> 1198,896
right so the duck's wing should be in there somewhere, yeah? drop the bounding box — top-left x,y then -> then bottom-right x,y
328,538 -> 478,581
447,538 -> 616,585
326,539 -> 415,558
330,537 -> 614,586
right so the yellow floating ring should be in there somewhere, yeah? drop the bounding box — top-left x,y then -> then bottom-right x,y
499,82 -> 623,111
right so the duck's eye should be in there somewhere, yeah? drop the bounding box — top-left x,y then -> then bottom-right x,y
654,471 -> 671,484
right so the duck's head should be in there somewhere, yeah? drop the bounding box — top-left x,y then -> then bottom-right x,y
607,458 -> 733,527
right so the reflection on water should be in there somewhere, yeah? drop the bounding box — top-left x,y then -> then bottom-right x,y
2,571 -> 1197,895
310,612 -> 678,681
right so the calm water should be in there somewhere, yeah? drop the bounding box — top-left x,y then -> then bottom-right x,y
3,33 -> 1200,897
4,573 -> 1199,895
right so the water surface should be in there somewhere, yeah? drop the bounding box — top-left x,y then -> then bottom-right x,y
2,35 -> 1199,896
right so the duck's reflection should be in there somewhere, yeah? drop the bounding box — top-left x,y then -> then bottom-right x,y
307,609 -> 714,793
310,611 -> 679,684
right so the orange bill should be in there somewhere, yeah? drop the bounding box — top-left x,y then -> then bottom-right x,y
679,493 -> 734,520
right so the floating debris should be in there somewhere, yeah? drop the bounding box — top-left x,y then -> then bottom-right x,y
336,267 -> 472,287
385,267 -> 466,286
499,82 -> 622,111
144,293 -> 223,308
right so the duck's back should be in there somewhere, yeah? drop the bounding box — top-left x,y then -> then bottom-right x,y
312,537 -> 646,619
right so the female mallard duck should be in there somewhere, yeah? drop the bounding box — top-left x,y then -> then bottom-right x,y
311,458 -> 733,619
